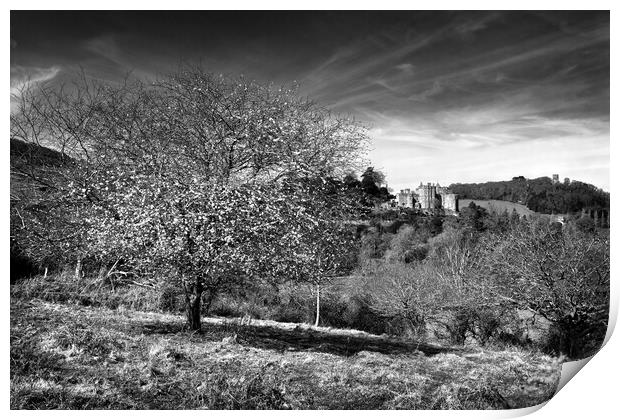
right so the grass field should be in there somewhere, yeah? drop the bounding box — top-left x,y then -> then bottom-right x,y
10,298 -> 562,409
459,199 -> 535,216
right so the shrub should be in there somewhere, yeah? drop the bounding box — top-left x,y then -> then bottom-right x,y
483,219 -> 609,358
434,307 -> 525,347
157,282 -> 185,313
575,216 -> 596,233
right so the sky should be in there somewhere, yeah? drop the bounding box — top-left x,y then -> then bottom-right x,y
10,11 -> 610,191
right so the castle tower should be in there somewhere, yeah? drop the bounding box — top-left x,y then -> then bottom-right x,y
397,189 -> 414,208
441,193 -> 459,213
552,174 -> 559,184
418,182 -> 437,210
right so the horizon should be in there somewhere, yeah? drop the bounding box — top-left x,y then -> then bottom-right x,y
10,11 -> 610,191
388,172 -> 609,193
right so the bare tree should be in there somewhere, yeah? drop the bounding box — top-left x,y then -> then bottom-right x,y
483,219 -> 609,357
363,262 -> 442,335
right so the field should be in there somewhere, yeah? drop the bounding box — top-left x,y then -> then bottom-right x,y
458,199 -> 535,216
10,298 -> 563,409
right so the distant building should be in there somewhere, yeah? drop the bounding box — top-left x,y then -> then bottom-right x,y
416,182 -> 437,210
564,177 -> 570,185
440,192 -> 459,213
552,174 -> 559,184
397,188 -> 414,208
397,182 -> 458,213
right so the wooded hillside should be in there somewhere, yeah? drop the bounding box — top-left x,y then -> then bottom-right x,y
449,176 -> 609,214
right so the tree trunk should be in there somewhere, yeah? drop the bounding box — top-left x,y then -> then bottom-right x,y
314,283 -> 320,327
43,267 -> 48,278
185,281 -> 203,331
74,257 -> 82,280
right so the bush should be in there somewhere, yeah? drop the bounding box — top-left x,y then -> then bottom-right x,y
157,282 -> 185,313
483,218 -> 609,358
403,246 -> 428,263
575,216 -> 596,233
434,307 -> 526,347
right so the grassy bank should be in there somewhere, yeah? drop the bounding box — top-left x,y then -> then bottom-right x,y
11,298 -> 562,409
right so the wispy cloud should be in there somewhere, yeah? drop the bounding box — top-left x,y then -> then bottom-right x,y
11,65 -> 61,94
83,34 -> 124,66
10,11 -> 609,189
395,63 -> 414,74
10,65 -> 62,110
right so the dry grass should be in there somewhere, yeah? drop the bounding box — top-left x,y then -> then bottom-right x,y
10,298 -> 562,409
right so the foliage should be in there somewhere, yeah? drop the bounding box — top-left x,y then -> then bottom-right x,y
450,177 -> 609,214
482,219 -> 609,357
344,167 -> 394,208
575,216 -> 596,233
385,225 -> 428,263
458,202 -> 489,231
88,171 -> 354,329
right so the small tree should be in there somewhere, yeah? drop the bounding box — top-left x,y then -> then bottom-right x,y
359,167 -> 393,207
283,177 -> 360,327
364,262 -> 441,336
426,226 -> 480,294
459,202 -> 488,232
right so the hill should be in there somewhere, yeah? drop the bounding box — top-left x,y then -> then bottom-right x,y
449,176 -> 609,214
10,138 -> 76,280
458,199 -> 535,217
10,137 -> 71,167
10,137 -> 75,201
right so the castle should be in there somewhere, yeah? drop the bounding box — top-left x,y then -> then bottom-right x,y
397,182 -> 459,213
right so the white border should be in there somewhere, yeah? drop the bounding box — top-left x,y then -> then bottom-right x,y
4,3 -> 617,419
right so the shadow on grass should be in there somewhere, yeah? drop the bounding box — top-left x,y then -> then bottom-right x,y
140,319 -> 462,357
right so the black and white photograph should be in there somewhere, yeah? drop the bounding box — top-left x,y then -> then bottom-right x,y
8,7 -> 611,411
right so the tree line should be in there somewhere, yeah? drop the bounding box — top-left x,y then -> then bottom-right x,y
449,176 -> 609,214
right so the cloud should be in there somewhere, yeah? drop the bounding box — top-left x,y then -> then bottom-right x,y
365,108 -> 609,192
300,26 -> 448,104
10,65 -> 62,113
395,63 -> 414,74
9,11 -> 608,190
10,65 -> 61,96
83,34 -> 123,65
408,81 -> 444,102
451,12 -> 500,38
300,16 -> 608,119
